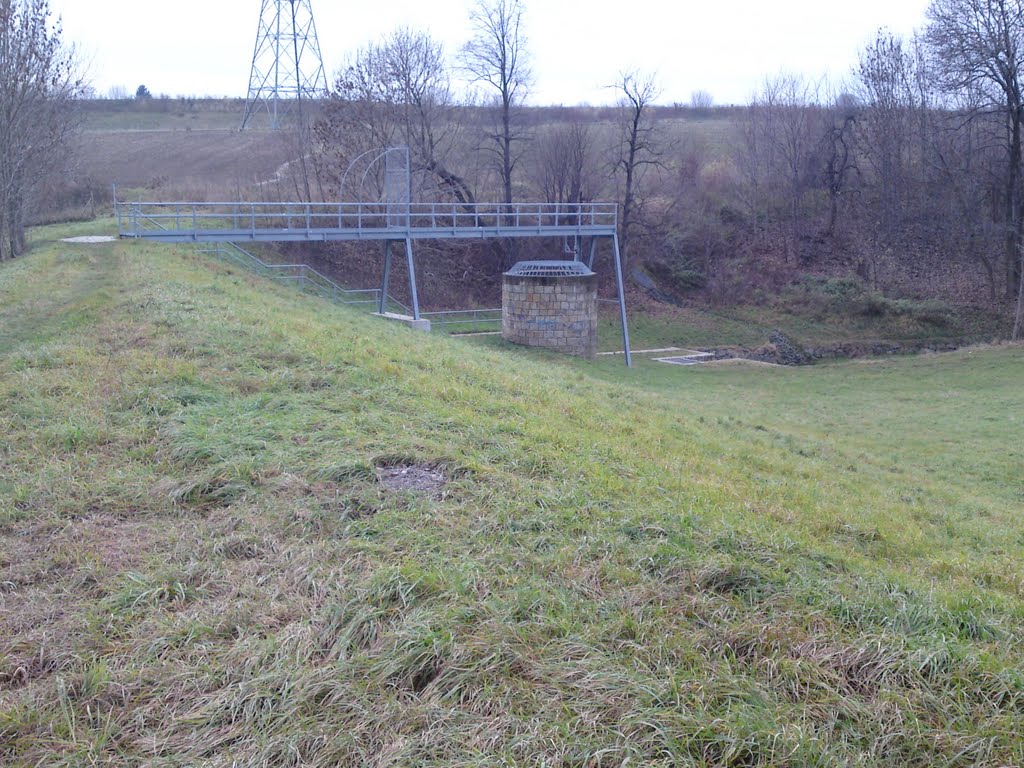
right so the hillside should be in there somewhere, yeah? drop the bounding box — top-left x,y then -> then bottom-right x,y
2,223 -> 1023,766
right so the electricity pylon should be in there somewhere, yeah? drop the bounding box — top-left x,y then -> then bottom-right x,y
240,0 -> 327,130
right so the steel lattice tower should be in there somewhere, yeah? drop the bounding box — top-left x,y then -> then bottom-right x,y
240,0 -> 327,130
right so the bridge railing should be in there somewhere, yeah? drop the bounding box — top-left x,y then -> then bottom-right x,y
117,201 -> 618,237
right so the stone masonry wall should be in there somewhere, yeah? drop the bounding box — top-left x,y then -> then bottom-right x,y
502,274 -> 598,358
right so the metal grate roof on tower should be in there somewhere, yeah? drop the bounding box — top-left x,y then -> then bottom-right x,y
505,261 -> 595,277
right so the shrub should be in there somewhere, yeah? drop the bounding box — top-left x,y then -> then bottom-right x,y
645,257 -> 707,293
779,276 -> 955,330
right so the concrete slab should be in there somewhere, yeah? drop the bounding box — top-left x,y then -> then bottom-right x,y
597,346 -> 682,357
373,312 -> 431,332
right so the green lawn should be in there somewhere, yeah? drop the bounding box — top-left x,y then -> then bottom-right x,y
2,224 -> 1023,766
595,300 -> 1007,353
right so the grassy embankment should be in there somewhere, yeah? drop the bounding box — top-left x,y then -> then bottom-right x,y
1,222 -> 1023,766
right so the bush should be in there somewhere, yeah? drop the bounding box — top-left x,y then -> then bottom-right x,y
645,257 -> 707,293
780,276 -> 954,329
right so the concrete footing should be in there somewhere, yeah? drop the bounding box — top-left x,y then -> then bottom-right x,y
373,312 -> 431,332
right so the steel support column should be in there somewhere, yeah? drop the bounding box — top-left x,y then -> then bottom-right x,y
611,235 -> 632,368
405,237 -> 421,320
379,240 -> 393,314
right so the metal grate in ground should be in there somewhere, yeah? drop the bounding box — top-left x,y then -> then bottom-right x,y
597,346 -> 681,357
654,352 -> 715,366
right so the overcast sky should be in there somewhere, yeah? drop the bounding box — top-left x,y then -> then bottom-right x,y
51,0 -> 931,106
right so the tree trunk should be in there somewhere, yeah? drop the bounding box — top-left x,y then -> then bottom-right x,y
978,247 -> 997,302
1013,251 -> 1024,340
502,97 -> 513,206
619,117 -> 639,273
1007,106 -> 1023,299
500,93 -> 517,268
0,202 -> 7,261
12,197 -> 25,256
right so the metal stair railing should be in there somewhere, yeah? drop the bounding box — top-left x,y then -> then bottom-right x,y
420,308 -> 502,332
206,242 -> 382,309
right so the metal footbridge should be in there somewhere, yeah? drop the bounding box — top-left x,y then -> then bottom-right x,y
116,200 -> 619,243
115,198 -> 632,365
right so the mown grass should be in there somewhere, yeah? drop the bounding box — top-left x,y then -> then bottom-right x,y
1,224 -> 1023,766
598,297 -> 1008,353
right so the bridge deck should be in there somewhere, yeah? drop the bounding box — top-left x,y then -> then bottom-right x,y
116,201 -> 618,243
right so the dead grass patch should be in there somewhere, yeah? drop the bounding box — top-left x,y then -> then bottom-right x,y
376,464 -> 448,496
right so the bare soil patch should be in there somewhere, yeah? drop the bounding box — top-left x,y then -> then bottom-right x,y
376,464 -> 448,496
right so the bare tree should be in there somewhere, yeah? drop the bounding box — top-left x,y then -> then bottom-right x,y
530,121 -> 595,208
460,0 -> 532,207
612,71 -> 662,271
928,98 -> 1005,301
0,0 -> 83,260
925,0 -> 1024,322
738,75 -> 826,263
386,28 -> 474,206
856,30 -> 928,241
819,89 -> 858,239
315,28 -> 472,205
690,90 -> 714,110
314,44 -> 400,201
